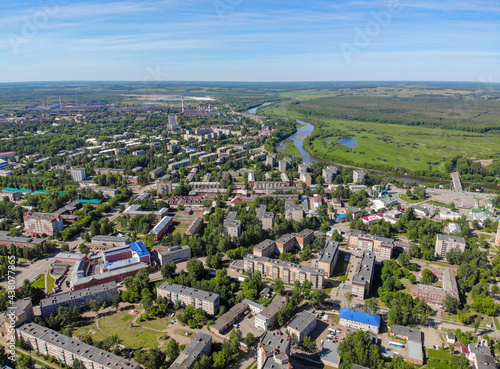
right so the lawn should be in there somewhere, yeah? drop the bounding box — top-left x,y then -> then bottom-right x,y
139,316 -> 175,330
284,141 -> 300,155
174,329 -> 194,338
73,308 -> 165,348
426,348 -> 456,369
399,194 -> 424,203
46,274 -> 55,293
31,275 -> 45,289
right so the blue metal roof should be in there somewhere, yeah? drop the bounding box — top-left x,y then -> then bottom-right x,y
339,308 -> 381,327
129,241 -> 150,257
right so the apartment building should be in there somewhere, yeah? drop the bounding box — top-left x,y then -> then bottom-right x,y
157,282 -> 219,315
435,234 -> 466,260
243,254 -> 325,288
257,330 -> 292,369
70,167 -> 86,182
350,251 -> 376,299
295,229 -> 314,250
287,311 -> 317,343
352,170 -> 366,183
170,332 -> 212,369
322,166 -> 337,184
23,212 -> 64,237
1,298 -> 33,337
224,211 -> 241,237
256,205 -> 275,230
348,230 -> 394,260
40,282 -> 118,319
317,240 -> 339,277
17,323 -> 140,369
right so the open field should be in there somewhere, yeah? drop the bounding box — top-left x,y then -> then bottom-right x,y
46,274 -> 55,293
73,308 -> 165,348
306,118 -> 500,173
426,348 -> 458,369
31,275 -> 45,289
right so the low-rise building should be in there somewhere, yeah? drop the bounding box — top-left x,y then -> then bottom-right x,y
0,231 -> 45,248
286,311 -> 317,343
412,268 -> 459,306
389,325 -> 423,365
210,301 -> 249,335
338,308 -> 381,334
150,216 -> 174,240
255,296 -> 286,331
90,235 -> 130,249
155,245 -> 191,265
320,341 -> 340,368
157,282 -> 219,315
185,217 -> 204,238
40,282 -> 118,319
170,332 -> 212,369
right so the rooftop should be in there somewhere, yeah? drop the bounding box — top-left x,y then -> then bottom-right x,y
339,308 -> 381,327
170,332 -> 212,369
318,240 -> 339,265
157,282 -> 219,303
40,282 -> 117,310
321,340 -> 340,366
287,311 -> 317,333
244,254 -> 325,275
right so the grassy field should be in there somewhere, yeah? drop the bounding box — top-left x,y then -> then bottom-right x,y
46,274 -> 55,292
31,275 -> 45,289
399,194 -> 424,203
73,308 -> 165,348
281,141 -> 300,155
426,348 -> 457,369
307,118 -> 500,173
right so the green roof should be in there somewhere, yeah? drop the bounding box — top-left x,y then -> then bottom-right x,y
471,207 -> 494,215
32,190 -> 47,195
19,189 -> 32,193
79,199 -> 102,204
2,187 -> 19,192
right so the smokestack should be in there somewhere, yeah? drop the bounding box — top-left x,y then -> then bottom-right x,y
181,97 -> 184,113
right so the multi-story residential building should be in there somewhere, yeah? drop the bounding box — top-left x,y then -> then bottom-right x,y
322,166 -> 337,184
224,212 -> 241,237
412,268 -> 459,306
338,308 -> 381,334
70,167 -> 86,182
275,234 -> 296,254
295,229 -> 314,250
348,230 -> 394,260
40,282 -> 118,319
256,205 -> 275,230
90,235 -> 130,249
286,311 -> 317,343
352,170 -> 366,183
170,332 -> 212,369
257,330 -> 292,369
156,181 -> 173,195
150,216 -> 174,240
122,205 -> 169,220
350,251 -> 376,299
255,297 -> 286,331
23,212 -> 64,237
266,154 -> 277,167
318,240 -> 339,277
0,231 -> 45,248
17,323 -> 140,369
243,254 -> 325,288
168,159 -> 191,171
210,301 -> 250,334
157,282 -> 219,315
435,234 -> 466,260
253,239 -> 278,258
278,158 -> 291,173
155,245 -> 191,265
1,298 -> 33,337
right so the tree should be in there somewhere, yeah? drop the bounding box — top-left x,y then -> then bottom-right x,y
421,269 -> 435,285
90,300 -> 100,317
338,331 -> 383,369
186,258 -> 205,280
301,336 -> 317,353
244,333 -> 255,346
491,285 -> 500,296
161,262 -> 177,279
444,295 -> 460,314
166,339 -> 180,363
363,299 -> 379,315
79,244 -> 90,254
135,348 -> 166,369
345,292 -> 353,309
17,355 -> 35,369
310,289 -> 327,309
274,279 -> 285,295
72,359 -> 86,369
450,353 -> 473,369
473,316 -> 482,333
112,293 -> 121,311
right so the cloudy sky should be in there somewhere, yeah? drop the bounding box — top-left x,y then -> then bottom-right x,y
0,0 -> 499,82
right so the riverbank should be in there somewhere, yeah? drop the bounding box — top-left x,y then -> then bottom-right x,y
259,102 -> 499,189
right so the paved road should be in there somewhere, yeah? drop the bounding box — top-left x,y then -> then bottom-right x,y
0,257 -> 53,289
451,171 -> 463,192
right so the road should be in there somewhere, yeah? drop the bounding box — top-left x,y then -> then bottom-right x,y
0,257 -> 53,289
451,171 -> 463,192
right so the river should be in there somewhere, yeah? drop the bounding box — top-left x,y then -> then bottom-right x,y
246,102 -> 273,114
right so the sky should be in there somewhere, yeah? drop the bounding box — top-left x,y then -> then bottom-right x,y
0,0 -> 499,82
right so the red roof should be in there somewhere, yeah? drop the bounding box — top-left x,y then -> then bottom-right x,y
231,197 -> 243,203
0,151 -> 15,155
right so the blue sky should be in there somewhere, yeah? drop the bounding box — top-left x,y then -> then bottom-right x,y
0,0 -> 499,82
